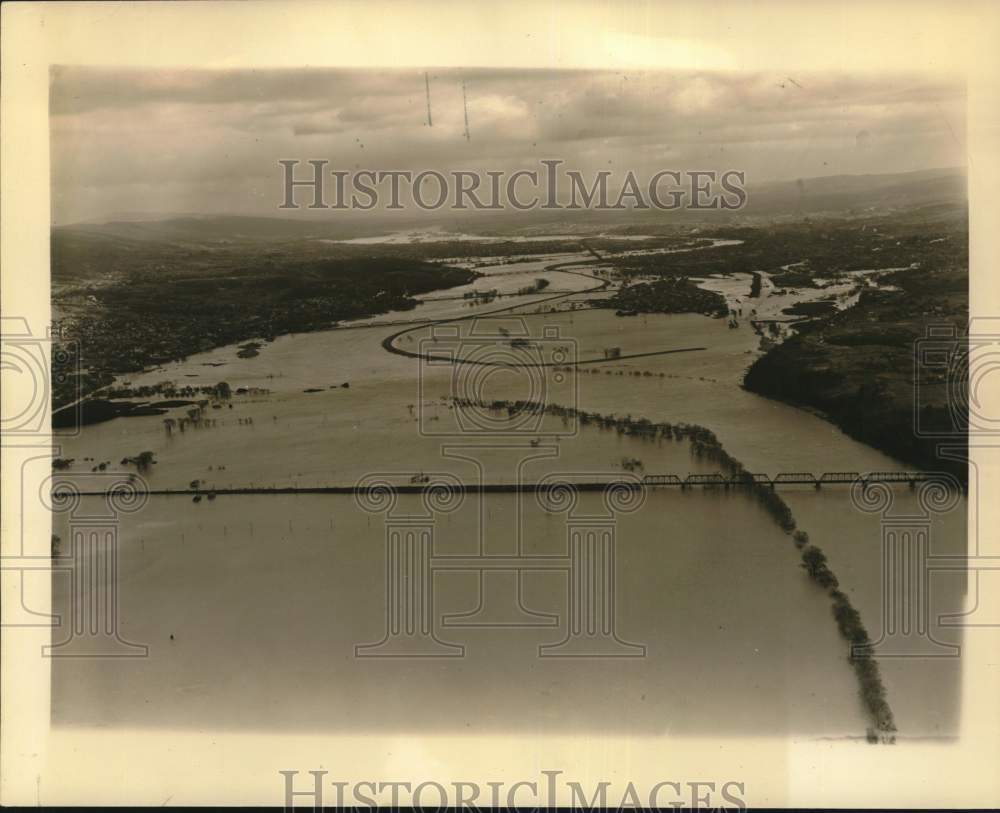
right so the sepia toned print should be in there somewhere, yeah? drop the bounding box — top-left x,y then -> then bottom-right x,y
44,64 -> 968,744
3,2 -> 999,808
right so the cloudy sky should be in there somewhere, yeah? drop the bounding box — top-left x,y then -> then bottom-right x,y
50,67 -> 965,224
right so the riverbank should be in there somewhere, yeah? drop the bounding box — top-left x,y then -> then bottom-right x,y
51,252 -> 478,412
743,262 -> 968,483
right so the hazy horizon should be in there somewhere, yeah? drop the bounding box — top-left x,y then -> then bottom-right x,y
52,164 -> 964,230
51,67 -> 966,225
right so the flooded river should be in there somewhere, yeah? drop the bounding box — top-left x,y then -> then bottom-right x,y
52,243 -> 965,740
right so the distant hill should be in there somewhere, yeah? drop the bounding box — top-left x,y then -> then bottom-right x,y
50,216 -> 397,286
745,167 -> 966,217
51,167 -> 967,285
55,215 -> 386,245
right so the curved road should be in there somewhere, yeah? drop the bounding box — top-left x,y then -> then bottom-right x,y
381,258 -> 707,368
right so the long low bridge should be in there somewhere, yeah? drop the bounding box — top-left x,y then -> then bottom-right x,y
63,471 -> 948,498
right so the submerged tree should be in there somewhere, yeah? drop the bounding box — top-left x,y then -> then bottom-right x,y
458,393 -> 898,742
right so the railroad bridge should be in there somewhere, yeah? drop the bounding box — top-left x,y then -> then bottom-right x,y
641,471 -> 937,489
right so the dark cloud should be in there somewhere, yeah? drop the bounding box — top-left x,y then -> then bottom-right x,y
49,67 -> 965,224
